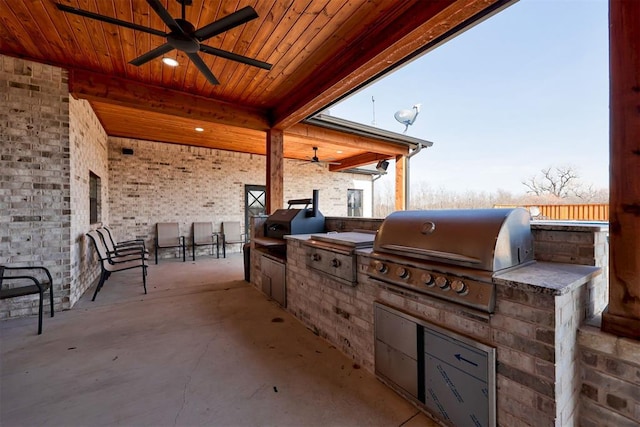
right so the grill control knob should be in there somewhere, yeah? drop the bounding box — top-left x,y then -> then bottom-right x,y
311,253 -> 321,262
374,261 -> 388,274
451,279 -> 467,294
331,258 -> 341,268
421,273 -> 434,286
435,276 -> 449,289
396,267 -> 410,279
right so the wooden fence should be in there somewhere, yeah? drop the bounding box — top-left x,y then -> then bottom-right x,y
494,204 -> 609,221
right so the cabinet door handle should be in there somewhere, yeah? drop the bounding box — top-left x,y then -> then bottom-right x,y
331,258 -> 341,268
311,253 -> 321,262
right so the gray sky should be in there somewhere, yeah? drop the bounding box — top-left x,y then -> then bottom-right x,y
329,0 -> 609,194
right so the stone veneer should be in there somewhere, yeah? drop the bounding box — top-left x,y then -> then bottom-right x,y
532,221 -> 610,318
0,56 -> 71,317
578,323 -> 640,427
108,137 -> 372,259
1,55 -> 108,318
69,96 -> 109,305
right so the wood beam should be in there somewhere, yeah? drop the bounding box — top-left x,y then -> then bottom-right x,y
602,0 -> 640,340
272,0 -> 512,129
286,124 -> 409,156
395,155 -> 407,211
329,152 -> 391,172
69,68 -> 270,131
266,129 -> 284,214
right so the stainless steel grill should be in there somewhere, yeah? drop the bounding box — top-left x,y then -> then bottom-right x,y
368,208 -> 534,312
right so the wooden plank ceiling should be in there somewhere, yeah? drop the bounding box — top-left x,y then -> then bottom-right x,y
0,0 -> 514,166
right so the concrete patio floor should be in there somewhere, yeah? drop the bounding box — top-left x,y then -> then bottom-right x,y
1,254 -> 439,427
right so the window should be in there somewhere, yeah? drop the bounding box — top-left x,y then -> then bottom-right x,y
245,185 -> 266,240
89,172 -> 101,224
347,189 -> 363,217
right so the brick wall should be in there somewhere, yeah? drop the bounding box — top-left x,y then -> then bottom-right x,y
285,239 -> 377,370
0,55 -> 71,317
69,95 -> 109,305
108,137 -> 372,259
578,324 -> 640,427
532,223 -> 609,318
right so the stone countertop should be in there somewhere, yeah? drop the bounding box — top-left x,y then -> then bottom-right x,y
493,261 -> 601,296
352,250 -> 600,296
285,232 -> 375,246
284,234 -> 313,241
286,229 -> 603,297
531,221 -> 609,232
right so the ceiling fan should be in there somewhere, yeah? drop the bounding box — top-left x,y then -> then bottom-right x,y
55,0 -> 272,85
304,147 -> 341,166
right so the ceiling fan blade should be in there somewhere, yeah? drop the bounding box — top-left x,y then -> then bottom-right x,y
187,52 -> 220,85
55,3 -> 166,37
146,0 -> 186,35
193,6 -> 258,41
129,43 -> 174,66
200,45 -> 272,70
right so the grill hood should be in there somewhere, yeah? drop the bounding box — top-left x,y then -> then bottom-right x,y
373,208 -> 534,272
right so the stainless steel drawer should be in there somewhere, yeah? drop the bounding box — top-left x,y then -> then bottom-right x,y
375,339 -> 419,398
375,305 -> 418,359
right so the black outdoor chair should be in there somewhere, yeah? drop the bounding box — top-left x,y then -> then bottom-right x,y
0,265 -> 54,335
103,225 -> 148,253
86,230 -> 148,301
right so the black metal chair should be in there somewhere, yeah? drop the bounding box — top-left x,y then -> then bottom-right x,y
154,222 -> 186,264
86,230 -> 148,301
97,228 -> 149,259
103,225 -> 147,253
0,265 -> 54,335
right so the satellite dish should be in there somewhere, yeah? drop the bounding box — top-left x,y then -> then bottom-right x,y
394,104 -> 421,134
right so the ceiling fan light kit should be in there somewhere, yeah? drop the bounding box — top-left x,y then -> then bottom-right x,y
56,0 -> 272,85
162,57 -> 179,67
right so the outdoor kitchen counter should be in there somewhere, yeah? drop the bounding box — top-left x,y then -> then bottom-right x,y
283,234 -> 314,241
353,249 -> 601,296
493,261 -> 601,295
257,220 -> 610,427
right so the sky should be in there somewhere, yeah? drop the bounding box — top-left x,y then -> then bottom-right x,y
328,0 -> 609,194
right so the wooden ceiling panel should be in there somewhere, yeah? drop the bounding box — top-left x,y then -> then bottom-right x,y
90,100 -> 369,164
239,0 -> 355,105
0,0 -> 513,163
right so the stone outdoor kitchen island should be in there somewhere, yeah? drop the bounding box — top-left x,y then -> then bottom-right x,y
249,216 -> 637,427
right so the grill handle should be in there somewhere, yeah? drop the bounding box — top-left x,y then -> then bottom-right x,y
379,244 -> 482,264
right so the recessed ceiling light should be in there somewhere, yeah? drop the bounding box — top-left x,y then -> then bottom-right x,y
162,57 -> 179,67
337,150 -> 343,154
195,127 -> 204,132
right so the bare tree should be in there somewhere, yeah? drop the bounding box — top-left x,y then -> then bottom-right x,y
522,165 -> 581,199
372,168 -> 608,215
